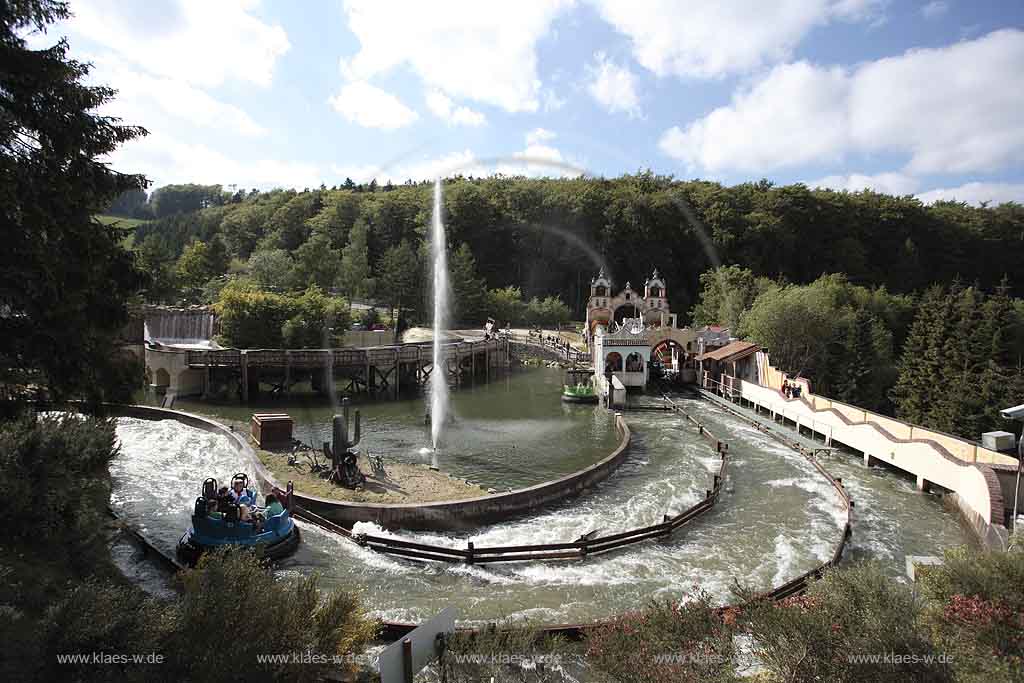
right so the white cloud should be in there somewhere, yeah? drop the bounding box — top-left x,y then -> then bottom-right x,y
339,0 -> 574,112
659,61 -> 850,172
916,182 -> 1024,206
106,132 -> 325,190
921,1 -> 949,20
92,55 -> 267,136
661,29 -> 1024,175
62,0 -> 290,88
808,171 -> 919,195
328,81 -> 419,130
526,128 -> 557,146
591,0 -> 885,80
424,90 -> 486,126
586,51 -> 641,117
331,132 -> 584,183
333,150 -> 486,184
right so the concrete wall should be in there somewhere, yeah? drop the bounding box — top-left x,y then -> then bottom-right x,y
145,347 -> 204,397
738,378 -> 1009,547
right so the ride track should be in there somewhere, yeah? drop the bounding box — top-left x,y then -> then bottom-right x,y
105,390 -> 853,642
288,389 -> 854,641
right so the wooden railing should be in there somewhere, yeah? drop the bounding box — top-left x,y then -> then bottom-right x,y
185,338 -> 505,369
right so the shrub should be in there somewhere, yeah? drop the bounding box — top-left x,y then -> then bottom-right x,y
0,414 -> 118,553
585,594 -> 737,683
37,550 -> 377,683
918,546 -> 1024,682
738,562 -> 951,682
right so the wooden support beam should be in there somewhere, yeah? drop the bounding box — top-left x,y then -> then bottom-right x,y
241,351 -> 249,402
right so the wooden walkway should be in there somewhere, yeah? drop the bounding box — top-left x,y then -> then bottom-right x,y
184,338 -> 510,401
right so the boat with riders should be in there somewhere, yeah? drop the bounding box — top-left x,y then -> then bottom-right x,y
176,473 -> 301,565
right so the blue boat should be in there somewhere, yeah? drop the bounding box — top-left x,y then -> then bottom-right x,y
176,473 -> 301,566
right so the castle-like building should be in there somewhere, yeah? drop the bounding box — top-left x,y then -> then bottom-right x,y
585,267 -> 675,341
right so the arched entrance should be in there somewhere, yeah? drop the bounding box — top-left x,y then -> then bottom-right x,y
625,352 -> 643,373
613,304 -> 639,326
605,352 -> 623,372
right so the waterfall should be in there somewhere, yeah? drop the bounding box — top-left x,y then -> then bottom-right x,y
143,309 -> 216,346
429,178 -> 450,450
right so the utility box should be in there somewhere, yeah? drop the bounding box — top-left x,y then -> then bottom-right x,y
251,413 -> 293,449
982,430 -> 1016,452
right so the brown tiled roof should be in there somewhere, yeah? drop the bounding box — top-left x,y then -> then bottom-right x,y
696,340 -> 760,362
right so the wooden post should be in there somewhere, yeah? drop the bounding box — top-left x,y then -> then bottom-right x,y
284,350 -> 291,397
241,351 -> 249,402
471,345 -> 476,384
402,638 -> 413,683
365,351 -> 371,396
393,349 -> 399,400
203,351 -> 211,399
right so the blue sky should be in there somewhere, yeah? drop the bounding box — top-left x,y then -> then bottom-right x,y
34,0 -> 1024,204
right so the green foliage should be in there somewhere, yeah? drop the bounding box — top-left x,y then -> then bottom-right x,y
738,562 -> 951,682
0,0 -> 148,403
37,550 -> 377,683
376,239 -> 421,318
149,184 -> 224,218
690,265 -> 774,331
247,248 -> 294,290
737,274 -> 903,410
107,188 -> 150,218
891,281 -> 1024,438
280,286 -> 351,348
291,231 -> 341,291
214,281 -> 349,348
0,414 -> 118,553
585,594 -> 737,683
338,218 -> 372,299
260,191 -> 322,252
175,238 -> 229,302
487,286 -> 527,325
449,242 -> 487,324
135,234 -> 179,303
918,546 -> 1024,682
126,175 -> 1024,326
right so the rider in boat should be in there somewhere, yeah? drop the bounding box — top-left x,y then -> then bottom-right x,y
228,474 -> 256,504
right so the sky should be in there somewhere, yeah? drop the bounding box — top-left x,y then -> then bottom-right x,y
29,0 -> 1024,204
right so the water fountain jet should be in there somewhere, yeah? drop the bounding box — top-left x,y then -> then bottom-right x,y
429,178 -> 450,451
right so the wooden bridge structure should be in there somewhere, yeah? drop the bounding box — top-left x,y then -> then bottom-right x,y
184,338 -> 510,401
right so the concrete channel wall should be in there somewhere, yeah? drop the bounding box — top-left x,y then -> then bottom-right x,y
735,378 -> 1009,549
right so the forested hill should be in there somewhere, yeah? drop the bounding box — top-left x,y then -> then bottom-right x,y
127,173 -> 1024,317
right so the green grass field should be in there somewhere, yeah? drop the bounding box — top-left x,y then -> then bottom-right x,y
95,214 -> 148,248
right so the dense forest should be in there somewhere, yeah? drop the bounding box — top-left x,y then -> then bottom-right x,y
121,176 -> 1024,319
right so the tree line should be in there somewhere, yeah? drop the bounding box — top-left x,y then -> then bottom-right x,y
122,175 -> 1024,325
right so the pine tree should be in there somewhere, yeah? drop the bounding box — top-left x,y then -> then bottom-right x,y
449,243 -> 486,324
891,286 -> 946,423
835,309 -> 879,409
